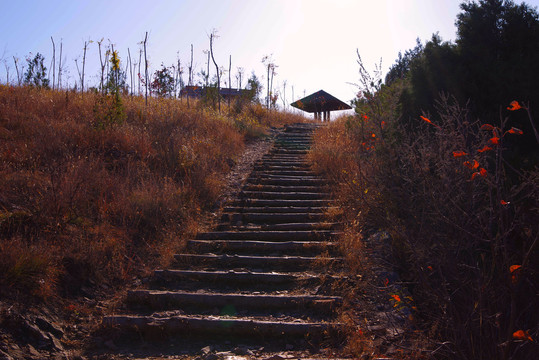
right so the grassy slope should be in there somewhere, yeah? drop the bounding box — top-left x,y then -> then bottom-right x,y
0,85 -> 306,303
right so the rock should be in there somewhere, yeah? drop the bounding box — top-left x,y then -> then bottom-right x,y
263,356 -> 284,360
0,349 -> 14,360
35,316 -> 64,338
49,335 -> 64,352
205,354 -> 219,360
200,346 -> 213,356
27,344 -> 41,357
232,346 -> 252,355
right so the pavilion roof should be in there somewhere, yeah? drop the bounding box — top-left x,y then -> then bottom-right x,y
290,90 -> 352,113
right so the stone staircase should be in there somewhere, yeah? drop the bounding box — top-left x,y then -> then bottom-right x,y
103,123 -> 344,350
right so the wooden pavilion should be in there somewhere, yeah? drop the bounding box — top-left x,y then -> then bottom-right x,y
290,90 -> 351,121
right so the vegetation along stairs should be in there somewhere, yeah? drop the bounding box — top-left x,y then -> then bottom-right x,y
103,123 -> 345,349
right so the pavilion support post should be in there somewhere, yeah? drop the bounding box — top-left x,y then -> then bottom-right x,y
323,111 -> 327,122
327,111 -> 331,121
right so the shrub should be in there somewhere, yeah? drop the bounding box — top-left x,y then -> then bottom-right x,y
311,90 -> 538,359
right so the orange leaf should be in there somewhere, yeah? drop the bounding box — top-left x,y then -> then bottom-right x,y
480,124 -> 495,131
507,101 -> 522,111
478,146 -> 493,153
371,133 -> 376,138
500,200 -> 510,205
506,127 -> 523,135
391,294 -> 401,302
510,265 -> 521,273
420,115 -> 440,128
427,266 -> 433,271
453,151 -> 468,158
381,121 -> 386,129
471,168 -> 487,180
480,168 -> 487,177
363,114 -> 369,120
513,330 -> 533,341
489,137 -> 500,145
510,264 -> 522,284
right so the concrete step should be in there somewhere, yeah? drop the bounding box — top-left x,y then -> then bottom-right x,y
228,199 -> 333,208
221,212 -> 328,224
152,269 -> 323,285
103,314 -> 342,338
222,206 -> 331,213
186,239 -> 339,254
243,185 -> 322,193
172,253 -> 343,270
246,178 -> 327,186
238,191 -> 330,200
127,290 -> 342,313
196,230 -> 338,241
228,222 -> 339,231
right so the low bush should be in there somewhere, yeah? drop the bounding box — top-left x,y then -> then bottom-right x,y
310,84 -> 538,359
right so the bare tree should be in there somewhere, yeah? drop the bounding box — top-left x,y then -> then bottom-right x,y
188,44 -> 194,86
187,44 -> 194,108
75,57 -> 82,90
57,39 -> 63,89
236,67 -> 244,90
97,39 -> 109,94
50,37 -> 55,90
13,56 -> 22,86
81,40 -> 90,93
144,32 -> 149,105
175,54 -> 182,98
138,47 -> 142,95
262,55 -> 278,109
203,49 -> 210,87
228,55 -> 231,110
280,80 -> 287,110
269,64 -> 277,109
209,30 -> 220,113
127,48 -> 133,95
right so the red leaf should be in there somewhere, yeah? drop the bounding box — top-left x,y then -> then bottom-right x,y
478,146 -> 493,153
507,101 -> 522,111
489,137 -> 500,145
500,200 -> 510,205
420,115 -> 440,128
513,329 -> 533,341
480,124 -> 495,131
510,265 -> 521,273
506,127 -> 523,135
480,168 -> 487,177
453,151 -> 468,158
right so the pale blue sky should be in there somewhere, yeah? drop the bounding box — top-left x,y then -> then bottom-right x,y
1,0 -> 538,112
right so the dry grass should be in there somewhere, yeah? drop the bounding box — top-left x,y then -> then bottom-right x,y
0,85 -> 305,302
310,92 -> 538,359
